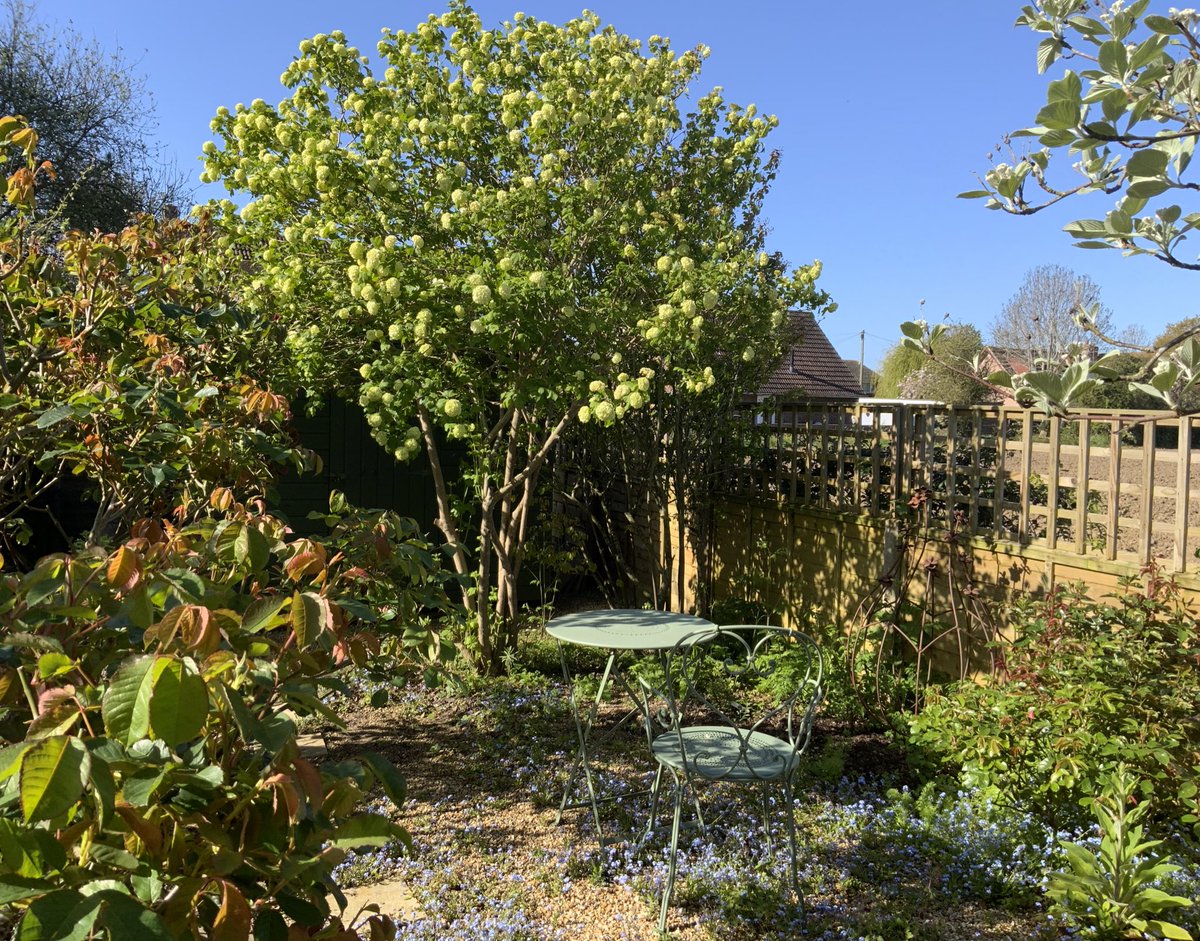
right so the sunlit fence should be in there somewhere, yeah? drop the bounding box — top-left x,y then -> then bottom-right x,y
730,401 -> 1200,576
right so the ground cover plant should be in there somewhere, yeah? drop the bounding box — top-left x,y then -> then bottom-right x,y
313,632 -> 1200,941
909,575 -> 1200,836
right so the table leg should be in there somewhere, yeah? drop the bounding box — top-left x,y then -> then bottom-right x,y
554,643 -> 616,842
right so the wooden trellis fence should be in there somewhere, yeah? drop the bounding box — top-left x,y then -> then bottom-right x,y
730,401 -> 1200,577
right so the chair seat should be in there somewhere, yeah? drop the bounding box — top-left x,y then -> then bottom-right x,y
651,725 -> 796,782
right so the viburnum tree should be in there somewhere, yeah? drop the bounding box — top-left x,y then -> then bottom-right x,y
200,1 -> 832,672
947,1 -> 1200,414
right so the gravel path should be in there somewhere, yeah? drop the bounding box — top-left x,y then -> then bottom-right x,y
318,674 -> 1062,941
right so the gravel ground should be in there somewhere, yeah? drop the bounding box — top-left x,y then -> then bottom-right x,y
319,670 -> 1066,941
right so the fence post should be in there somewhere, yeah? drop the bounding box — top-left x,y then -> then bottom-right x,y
1175,416 -> 1192,573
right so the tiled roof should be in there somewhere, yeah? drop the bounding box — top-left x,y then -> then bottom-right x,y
756,311 -> 863,400
981,346 -> 1031,374
843,359 -> 878,394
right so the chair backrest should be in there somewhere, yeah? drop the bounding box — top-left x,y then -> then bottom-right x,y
662,625 -> 823,781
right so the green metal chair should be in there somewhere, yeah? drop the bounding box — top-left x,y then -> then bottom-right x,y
638,624 -> 823,936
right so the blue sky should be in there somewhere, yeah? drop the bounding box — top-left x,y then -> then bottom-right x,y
48,1 -> 1197,368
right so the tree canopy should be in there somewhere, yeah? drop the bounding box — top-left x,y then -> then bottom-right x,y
200,2 -> 832,669
964,1 -> 1200,271
877,322 -> 986,404
0,0 -> 187,231
990,264 -> 1112,366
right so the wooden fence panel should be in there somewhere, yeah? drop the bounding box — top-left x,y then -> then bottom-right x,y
733,401 -> 1200,581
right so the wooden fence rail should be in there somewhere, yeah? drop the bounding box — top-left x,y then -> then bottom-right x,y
732,401 -> 1200,576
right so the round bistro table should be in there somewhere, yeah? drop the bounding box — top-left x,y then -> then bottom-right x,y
546,608 -> 716,844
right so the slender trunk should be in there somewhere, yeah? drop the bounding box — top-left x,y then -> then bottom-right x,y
477,477 -> 496,671
416,407 -> 473,612
674,404 -> 686,611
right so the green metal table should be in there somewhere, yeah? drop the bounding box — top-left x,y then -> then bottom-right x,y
546,608 -> 716,844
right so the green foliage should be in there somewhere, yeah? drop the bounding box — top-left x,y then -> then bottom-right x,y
1047,766 -> 1194,940
0,117 -> 307,560
0,495 -> 449,939
909,579 -> 1200,831
878,322 -> 986,403
200,2 -> 833,671
964,2 -> 1200,273
308,489 -> 462,691
900,317 -> 1200,414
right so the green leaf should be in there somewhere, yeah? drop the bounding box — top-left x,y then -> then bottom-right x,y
1036,37 -> 1061,74
326,813 -> 405,850
240,594 -> 288,634
0,875 -> 52,905
361,752 -> 407,808
234,526 -> 270,572
1098,39 -> 1129,77
120,768 -> 166,808
1106,210 -> 1133,236
291,591 -> 328,649
1127,179 -> 1169,198
159,568 -> 206,603
252,910 -> 288,941
1144,14 -> 1181,34
1047,70 -> 1082,102
33,405 -> 72,430
98,892 -> 171,940
35,653 -> 74,681
16,889 -> 97,941
1036,99 -> 1081,130
0,819 -> 67,877
1126,148 -> 1170,179
18,736 -> 90,822
1147,920 -> 1194,940
147,659 -> 208,747
956,190 -> 992,199
256,715 -> 296,754
102,656 -> 158,745
1157,205 -> 1182,225
85,843 -> 142,871
0,742 -> 32,782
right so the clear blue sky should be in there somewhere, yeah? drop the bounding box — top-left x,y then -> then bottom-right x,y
48,1 -> 1197,368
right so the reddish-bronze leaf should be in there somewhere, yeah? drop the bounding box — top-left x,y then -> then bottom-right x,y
106,545 -> 142,593
212,879 -> 253,941
291,757 -> 323,810
116,803 -> 163,855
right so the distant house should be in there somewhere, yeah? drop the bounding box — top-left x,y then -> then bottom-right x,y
843,359 -> 878,396
978,346 -> 1031,405
753,311 -> 863,402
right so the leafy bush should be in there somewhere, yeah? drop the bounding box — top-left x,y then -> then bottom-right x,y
1047,766 -> 1195,941
909,578 -> 1200,832
0,116 -> 307,562
0,493 -> 449,938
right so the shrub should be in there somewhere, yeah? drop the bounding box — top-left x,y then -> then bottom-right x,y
909,578 -> 1200,832
0,493 -> 448,938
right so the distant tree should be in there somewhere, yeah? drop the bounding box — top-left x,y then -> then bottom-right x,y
1155,317 -> 1200,349
0,0 -> 187,230
878,322 -> 986,403
990,264 -> 1112,367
